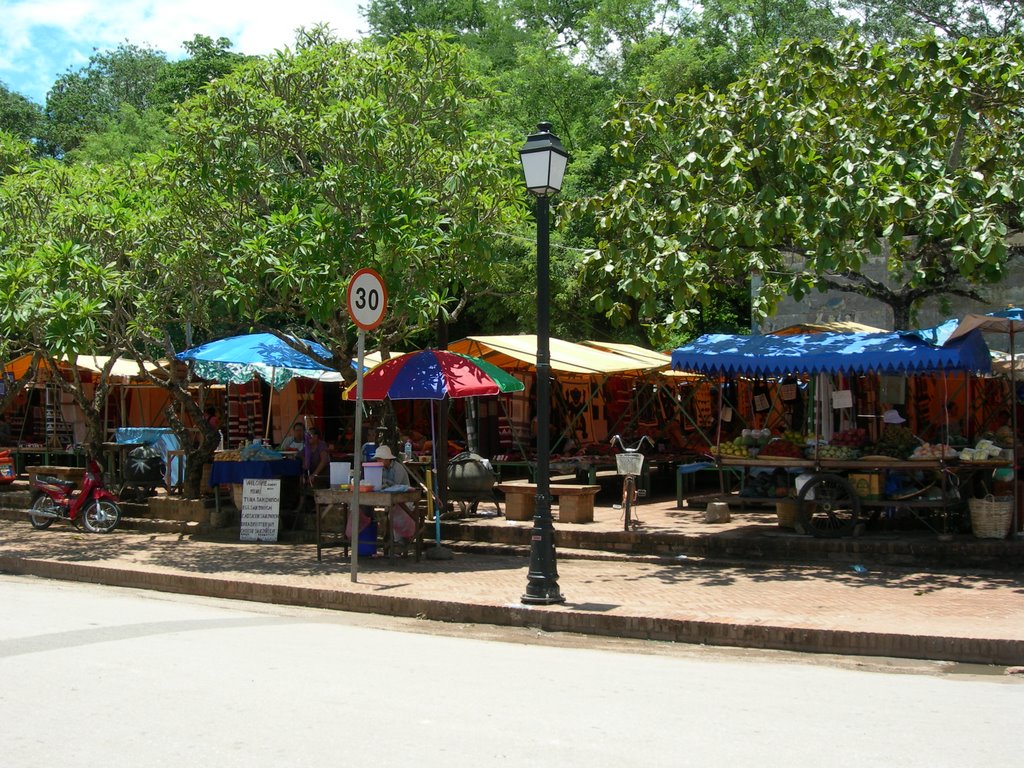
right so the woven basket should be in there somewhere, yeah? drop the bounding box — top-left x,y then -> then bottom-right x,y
775,500 -> 798,529
968,495 -> 1012,539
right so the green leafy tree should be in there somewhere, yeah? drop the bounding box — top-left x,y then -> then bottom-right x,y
0,131 -> 33,177
0,158 -> 153,457
43,42 -> 169,156
843,0 -> 1024,40
150,35 -> 252,109
0,83 -> 44,144
571,35 -> 1024,332
0,152 -> 226,491
67,104 -> 171,163
166,28 -> 525,373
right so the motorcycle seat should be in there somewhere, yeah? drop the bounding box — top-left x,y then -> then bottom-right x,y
35,476 -> 75,491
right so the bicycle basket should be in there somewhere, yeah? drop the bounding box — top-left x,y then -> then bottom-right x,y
615,452 -> 645,476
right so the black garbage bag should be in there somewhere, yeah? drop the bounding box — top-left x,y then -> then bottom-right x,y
125,445 -> 165,482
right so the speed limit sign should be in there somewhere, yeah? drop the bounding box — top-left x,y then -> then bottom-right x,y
346,269 -> 388,331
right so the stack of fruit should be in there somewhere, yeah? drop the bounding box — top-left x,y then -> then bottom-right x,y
739,428 -> 772,448
830,428 -> 868,448
714,437 -> 754,458
806,443 -> 860,460
910,442 -> 958,460
758,438 -> 804,459
779,430 -> 806,445
869,425 -> 918,459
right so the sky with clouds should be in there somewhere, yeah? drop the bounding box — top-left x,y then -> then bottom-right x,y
0,0 -> 367,104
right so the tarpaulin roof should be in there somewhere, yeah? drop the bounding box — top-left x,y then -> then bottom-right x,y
2,353 -> 165,381
671,331 -> 992,377
448,335 -> 654,376
582,341 -> 671,369
769,321 -> 887,335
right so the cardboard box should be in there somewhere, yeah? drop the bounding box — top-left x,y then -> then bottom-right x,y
849,473 -> 882,499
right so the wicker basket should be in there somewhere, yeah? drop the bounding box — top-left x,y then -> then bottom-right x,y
615,452 -> 645,476
968,495 -> 1012,539
775,500 -> 798,529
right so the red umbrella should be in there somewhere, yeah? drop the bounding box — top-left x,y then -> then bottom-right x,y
344,350 -> 523,546
344,350 -> 524,401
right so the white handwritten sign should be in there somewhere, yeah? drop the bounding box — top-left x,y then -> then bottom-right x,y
239,478 -> 281,542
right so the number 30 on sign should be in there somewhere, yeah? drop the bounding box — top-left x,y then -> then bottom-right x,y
346,269 -> 388,331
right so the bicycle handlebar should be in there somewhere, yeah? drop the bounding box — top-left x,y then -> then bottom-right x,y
609,434 -> 653,452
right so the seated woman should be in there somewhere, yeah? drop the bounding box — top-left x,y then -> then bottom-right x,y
357,445 -> 416,548
302,427 -> 331,489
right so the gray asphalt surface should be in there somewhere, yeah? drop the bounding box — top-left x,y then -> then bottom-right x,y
1,575 -> 1019,768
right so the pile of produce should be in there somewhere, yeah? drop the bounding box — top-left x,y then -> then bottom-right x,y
959,439 -> 1005,462
738,428 -> 772,447
805,443 -> 860,460
910,442 -> 957,459
780,430 -> 808,446
830,428 -> 869,448
714,437 -> 753,458
868,425 -> 918,459
758,438 -> 804,459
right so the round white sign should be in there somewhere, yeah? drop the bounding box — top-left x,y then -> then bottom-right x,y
346,269 -> 388,331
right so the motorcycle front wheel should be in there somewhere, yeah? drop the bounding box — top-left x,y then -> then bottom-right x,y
28,493 -> 55,530
82,499 -> 121,534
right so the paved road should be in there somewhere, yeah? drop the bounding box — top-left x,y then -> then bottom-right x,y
1,575 -> 1019,768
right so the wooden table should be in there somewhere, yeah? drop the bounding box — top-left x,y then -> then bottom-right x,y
313,488 -> 423,562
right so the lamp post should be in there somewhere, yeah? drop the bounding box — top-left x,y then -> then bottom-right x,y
519,122 -> 568,605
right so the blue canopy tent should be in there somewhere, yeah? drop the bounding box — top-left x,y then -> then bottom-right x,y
671,330 -> 992,378
672,329 -> 992,447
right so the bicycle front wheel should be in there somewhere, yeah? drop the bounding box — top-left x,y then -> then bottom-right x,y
622,476 -> 635,531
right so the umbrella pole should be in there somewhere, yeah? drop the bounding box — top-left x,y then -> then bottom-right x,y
1011,330 -> 1020,536
432,402 -> 441,546
265,373 -> 274,442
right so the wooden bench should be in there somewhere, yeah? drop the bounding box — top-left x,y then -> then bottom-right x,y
496,482 -> 601,523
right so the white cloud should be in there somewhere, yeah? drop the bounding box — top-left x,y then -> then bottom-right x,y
0,0 -> 366,102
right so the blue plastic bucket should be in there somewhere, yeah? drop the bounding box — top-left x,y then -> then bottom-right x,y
357,520 -> 378,557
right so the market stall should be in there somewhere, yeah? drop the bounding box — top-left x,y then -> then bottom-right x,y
447,335 -> 672,482
671,328 -> 1012,538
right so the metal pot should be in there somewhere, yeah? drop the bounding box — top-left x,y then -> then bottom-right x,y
447,452 -> 496,493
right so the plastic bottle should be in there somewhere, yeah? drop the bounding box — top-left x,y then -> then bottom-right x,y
404,439 -> 413,461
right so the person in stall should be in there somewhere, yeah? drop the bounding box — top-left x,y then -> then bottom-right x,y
279,421 -> 306,453
357,445 -> 417,550
302,427 -> 331,488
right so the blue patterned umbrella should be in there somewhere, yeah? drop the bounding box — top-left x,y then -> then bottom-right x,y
177,333 -> 342,390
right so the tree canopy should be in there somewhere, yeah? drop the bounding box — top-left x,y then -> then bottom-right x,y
571,34 -> 1024,332
166,28 -> 526,371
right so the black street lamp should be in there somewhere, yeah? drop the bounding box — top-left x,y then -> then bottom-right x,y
520,122 -> 568,605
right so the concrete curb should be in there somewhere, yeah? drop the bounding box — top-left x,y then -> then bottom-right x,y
2,553 -> 1021,666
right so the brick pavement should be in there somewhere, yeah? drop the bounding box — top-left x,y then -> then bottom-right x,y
1,519 -> 1022,665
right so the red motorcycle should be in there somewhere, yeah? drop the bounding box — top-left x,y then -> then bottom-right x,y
28,458 -> 122,533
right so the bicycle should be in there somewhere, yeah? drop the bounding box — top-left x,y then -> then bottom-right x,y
611,435 -> 651,531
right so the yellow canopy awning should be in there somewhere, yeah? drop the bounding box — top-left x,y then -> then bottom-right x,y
448,335 -> 654,376
2,353 -> 166,382
583,341 -> 671,369
69,355 -> 166,380
770,321 -> 887,335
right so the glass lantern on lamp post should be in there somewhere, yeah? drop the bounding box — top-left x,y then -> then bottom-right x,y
519,122 -> 568,605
